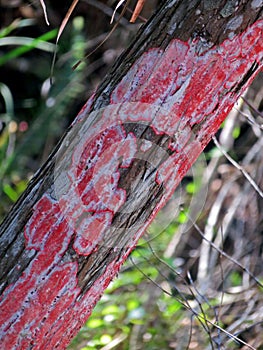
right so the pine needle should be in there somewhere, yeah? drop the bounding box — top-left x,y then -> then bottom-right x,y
50,0 -> 79,83
56,0 -> 79,44
39,0 -> 50,25
72,0 -> 130,70
110,0 -> 127,24
130,0 -> 146,23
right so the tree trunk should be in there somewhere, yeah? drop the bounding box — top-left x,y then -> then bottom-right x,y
0,1 -> 263,349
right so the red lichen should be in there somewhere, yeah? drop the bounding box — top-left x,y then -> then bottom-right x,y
0,19 -> 263,349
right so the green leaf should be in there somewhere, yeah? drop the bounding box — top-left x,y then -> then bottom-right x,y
127,299 -> 140,311
166,300 -> 182,315
232,126 -> 241,139
3,183 -> 19,202
86,318 -> 104,329
177,211 -> 187,224
101,305 -> 121,316
186,182 -> 196,194
100,334 -> 112,345
229,271 -> 242,287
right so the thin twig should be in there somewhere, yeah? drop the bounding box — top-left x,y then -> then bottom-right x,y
125,6 -> 148,23
187,271 -> 215,349
236,107 -> 263,131
242,96 -> 263,119
72,0 -> 130,70
217,226 -> 225,350
183,207 -> 263,289
129,256 -> 172,297
213,136 -> 263,198
129,255 -> 257,350
186,315 -> 194,350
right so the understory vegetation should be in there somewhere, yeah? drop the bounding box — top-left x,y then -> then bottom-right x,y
0,1 -> 262,349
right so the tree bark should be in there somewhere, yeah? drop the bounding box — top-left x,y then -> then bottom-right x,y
0,1 -> 263,349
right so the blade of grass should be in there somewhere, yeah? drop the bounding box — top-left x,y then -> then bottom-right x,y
0,19 -> 36,39
3,183 -> 19,202
0,83 -> 14,117
0,29 -> 57,67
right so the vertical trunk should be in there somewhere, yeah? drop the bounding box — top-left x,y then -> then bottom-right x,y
0,1 -> 263,349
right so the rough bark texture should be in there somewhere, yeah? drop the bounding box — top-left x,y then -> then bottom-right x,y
0,1 -> 263,349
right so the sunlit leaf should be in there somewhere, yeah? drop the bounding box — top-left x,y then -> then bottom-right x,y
100,334 -> 112,345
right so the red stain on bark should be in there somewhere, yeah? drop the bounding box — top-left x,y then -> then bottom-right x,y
0,20 -> 263,349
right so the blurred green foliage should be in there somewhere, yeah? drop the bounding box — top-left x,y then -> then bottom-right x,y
0,16 -> 87,219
